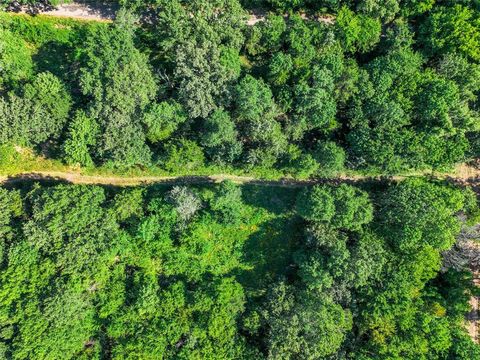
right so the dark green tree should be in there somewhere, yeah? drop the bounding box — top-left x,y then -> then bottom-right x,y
77,10 -> 157,166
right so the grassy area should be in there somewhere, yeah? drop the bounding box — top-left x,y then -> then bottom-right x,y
0,12 -> 102,44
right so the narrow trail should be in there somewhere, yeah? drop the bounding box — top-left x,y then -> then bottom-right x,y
6,1 -> 117,22
0,170 -> 365,188
1,164 -> 479,188
7,2 -> 335,24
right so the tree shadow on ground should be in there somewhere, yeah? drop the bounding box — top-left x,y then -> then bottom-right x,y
33,41 -> 76,85
68,0 -> 119,19
0,173 -> 71,191
6,0 -> 55,14
241,184 -> 299,215
235,213 -> 301,298
235,184 -> 302,298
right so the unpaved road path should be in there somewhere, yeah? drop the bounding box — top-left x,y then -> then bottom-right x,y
0,171 -> 363,187
8,2 -> 335,24
0,164 -> 479,187
9,1 -> 117,21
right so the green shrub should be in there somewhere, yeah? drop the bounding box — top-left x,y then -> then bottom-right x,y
160,139 -> 205,172
313,141 -> 346,177
0,28 -> 33,90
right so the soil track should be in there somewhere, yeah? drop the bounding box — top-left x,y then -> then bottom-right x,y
8,1 -> 335,24
0,171 -> 361,187
1,164 -> 479,188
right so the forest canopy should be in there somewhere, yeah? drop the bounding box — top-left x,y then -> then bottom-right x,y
0,179 -> 479,359
0,0 -> 479,176
0,1 -> 480,359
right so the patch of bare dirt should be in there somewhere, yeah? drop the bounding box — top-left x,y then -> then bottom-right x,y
8,2 -> 335,25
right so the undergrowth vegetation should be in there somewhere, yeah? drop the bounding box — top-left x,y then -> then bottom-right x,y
0,179 -> 479,358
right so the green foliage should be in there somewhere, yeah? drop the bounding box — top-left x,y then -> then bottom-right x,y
436,53 -> 480,103
0,28 -> 33,90
1,1 -> 480,358
296,184 -> 372,230
0,180 -> 478,358
142,101 -> 187,143
292,68 -> 337,136
234,75 -> 287,167
264,282 -> 352,359
0,72 -> 71,146
0,188 -> 22,261
420,5 -> 480,61
312,140 -> 346,177
175,39 -> 238,119
1,2 -> 479,176
282,144 -> 320,178
401,0 -> 436,16
234,74 -> 278,122
379,179 -> 466,252
210,180 -> 244,224
112,188 -> 144,222
347,43 -> 476,172
356,0 -> 400,22
63,111 -> 99,167
336,7 -> 381,53
160,139 -> 205,172
296,185 -> 335,223
77,10 -> 156,167
201,109 -> 243,164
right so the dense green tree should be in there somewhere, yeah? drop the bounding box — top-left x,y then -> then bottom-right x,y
0,28 -> 33,90
138,0 -> 245,120
263,282 -> 352,359
296,186 -> 335,223
210,180 -> 244,224
12,288 -> 97,360
379,179 -> 466,252
77,10 -> 157,166
160,139 -> 205,172
331,184 -> 373,230
0,72 -> 71,146
356,0 -> 400,22
296,184 -> 372,230
234,75 -> 278,122
142,101 -> 187,143
420,5 -> 480,61
282,144 -> 320,178
63,111 -> 99,167
291,68 -> 337,138
201,109 -> 242,164
0,188 -> 22,263
313,140 -> 346,177
0,179 -> 478,359
346,42 -> 476,172
436,53 -> 480,103
175,39 -> 238,119
2,2 -> 480,357
401,0 -> 436,16
336,7 -> 381,53
234,75 -> 287,167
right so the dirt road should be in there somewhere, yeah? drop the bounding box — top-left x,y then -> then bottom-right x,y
0,164 -> 479,188
0,171 -> 358,187
8,2 -> 335,24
